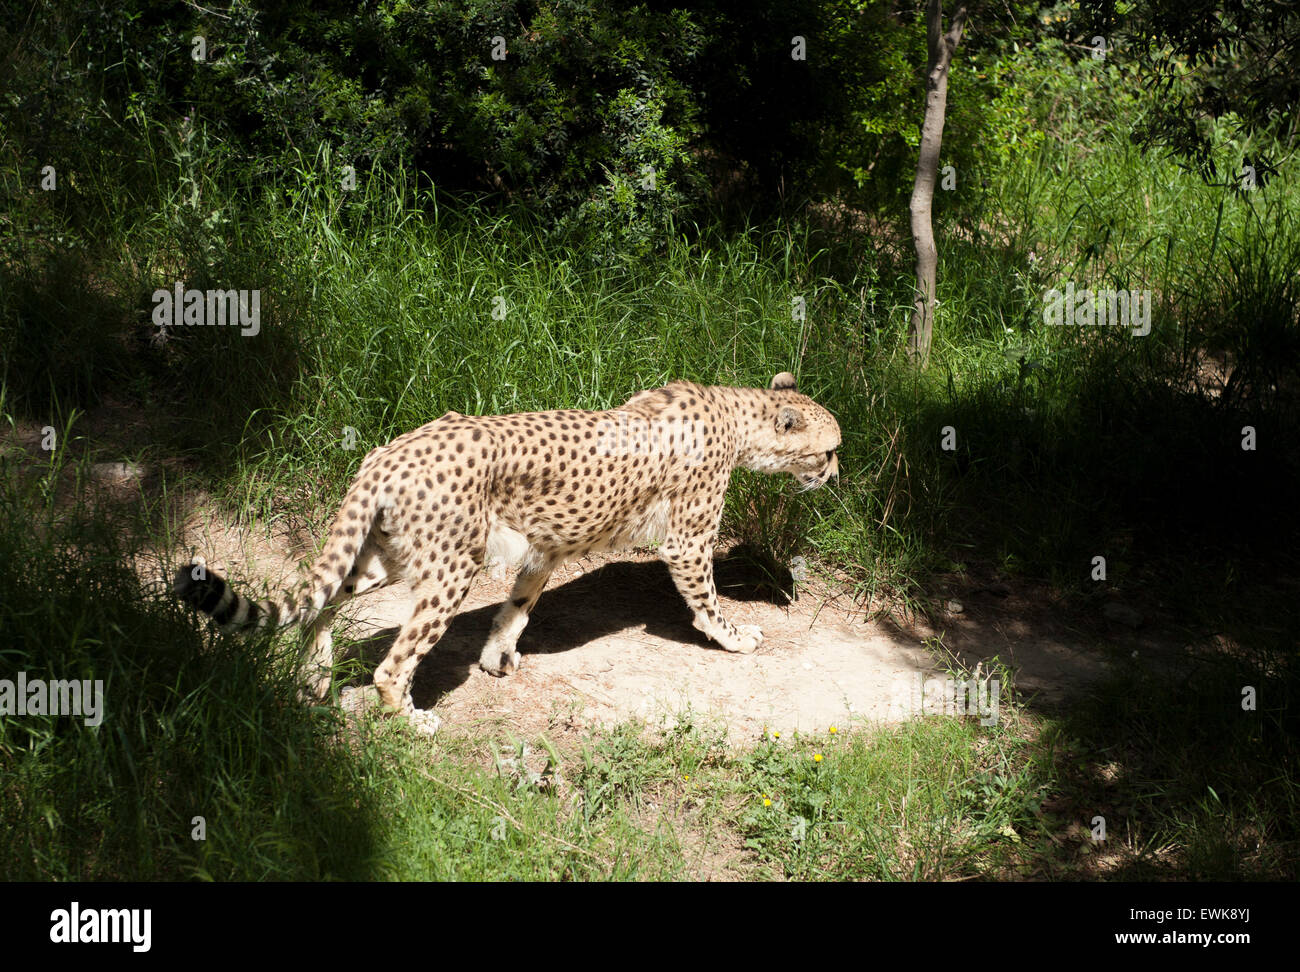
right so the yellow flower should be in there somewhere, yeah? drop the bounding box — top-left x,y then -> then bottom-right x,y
813,753 -> 823,762
683,774 -> 690,781
772,731 -> 780,739
763,798 -> 772,807
829,726 -> 838,734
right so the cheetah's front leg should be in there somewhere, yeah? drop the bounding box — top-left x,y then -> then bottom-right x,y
660,535 -> 763,654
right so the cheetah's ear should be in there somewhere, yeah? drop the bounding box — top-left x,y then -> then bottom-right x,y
776,405 -> 805,433
770,372 -> 797,391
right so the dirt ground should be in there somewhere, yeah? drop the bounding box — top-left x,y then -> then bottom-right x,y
175,501 -> 1125,744
9,405 -> 1136,742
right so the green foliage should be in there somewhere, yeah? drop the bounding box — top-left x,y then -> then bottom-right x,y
1,0 -> 708,248
0,0 -> 1054,245
1078,0 -> 1300,174
804,0 -> 1043,221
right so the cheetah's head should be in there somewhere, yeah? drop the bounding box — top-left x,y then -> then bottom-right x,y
746,372 -> 841,490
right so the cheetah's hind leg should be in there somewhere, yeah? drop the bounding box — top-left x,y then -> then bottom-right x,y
479,557 -> 557,676
371,552 -> 480,735
300,531 -> 401,702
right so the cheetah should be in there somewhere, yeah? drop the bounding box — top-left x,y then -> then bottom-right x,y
174,372 -> 841,734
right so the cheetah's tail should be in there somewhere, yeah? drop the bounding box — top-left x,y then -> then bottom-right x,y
172,563 -> 314,632
173,495 -> 380,632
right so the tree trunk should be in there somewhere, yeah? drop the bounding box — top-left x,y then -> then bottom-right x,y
907,0 -> 967,366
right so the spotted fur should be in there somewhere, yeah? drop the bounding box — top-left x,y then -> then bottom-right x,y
174,372 -> 841,733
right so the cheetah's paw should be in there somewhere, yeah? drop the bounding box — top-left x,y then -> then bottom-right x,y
479,646 -> 523,677
408,708 -> 442,736
725,624 -> 763,654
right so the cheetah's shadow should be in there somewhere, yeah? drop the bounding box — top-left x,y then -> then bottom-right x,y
333,552 -> 793,709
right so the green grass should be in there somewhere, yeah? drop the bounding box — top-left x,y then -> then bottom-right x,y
3,436 -> 1291,879
4,106 -> 1297,614
0,444 -> 690,880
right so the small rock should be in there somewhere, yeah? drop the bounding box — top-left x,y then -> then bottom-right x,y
89,461 -> 147,485
1103,602 -> 1144,628
945,599 -> 964,614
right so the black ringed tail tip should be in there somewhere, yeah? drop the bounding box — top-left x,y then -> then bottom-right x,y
173,567 -> 242,624
173,566 -> 221,606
